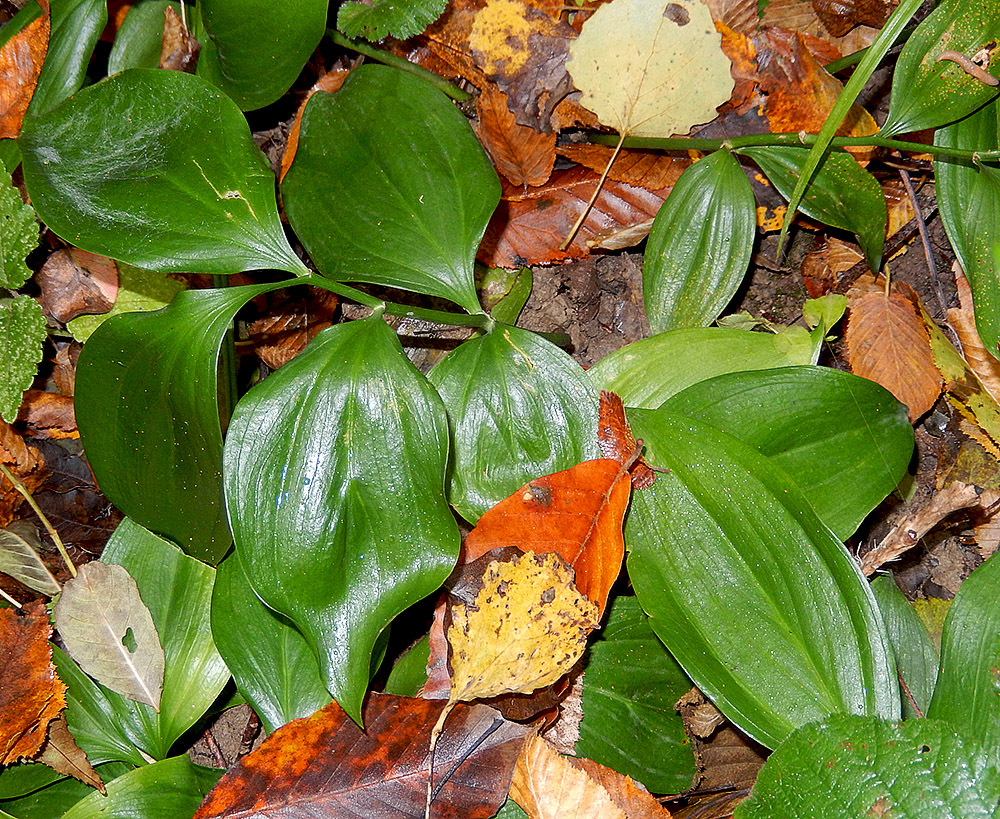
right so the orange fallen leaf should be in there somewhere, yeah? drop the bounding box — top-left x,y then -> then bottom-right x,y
0,10 -> 50,139
947,264 -> 1000,400
556,144 -> 690,191
280,70 -> 352,182
474,82 -> 556,187
597,390 -> 656,490
17,390 -> 78,440
247,288 -> 339,369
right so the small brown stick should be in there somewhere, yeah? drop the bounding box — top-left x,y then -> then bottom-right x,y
898,166 -> 946,315
937,50 -> 999,86
899,672 -> 925,719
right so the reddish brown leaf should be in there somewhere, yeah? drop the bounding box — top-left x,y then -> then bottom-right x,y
36,712 -> 104,793
193,694 -> 528,819
280,70 -> 352,182
812,0 -> 895,37
948,265 -> 1000,401
36,249 -> 119,324
556,144 -> 689,191
247,288 -> 339,369
597,391 -> 656,490
704,0 -> 759,35
473,82 -> 556,187
0,601 -> 67,764
0,421 -> 47,528
760,0 -> 881,56
17,390 -> 78,440
0,12 -> 50,140
158,5 -> 200,72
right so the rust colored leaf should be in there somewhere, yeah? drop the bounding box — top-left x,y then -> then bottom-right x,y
948,265 -> 1000,401
760,0 -> 881,55
477,166 -> 670,267
0,601 -> 67,764
0,12 -> 50,140
0,421 -> 46,528
193,693 -> 528,819
36,712 -> 104,793
158,5 -> 200,72
474,82 -> 556,187
704,0 -> 759,35
280,70 -> 352,182
846,276 -> 942,422
556,144 -> 689,190
17,390 -> 78,440
812,0 -> 895,37
247,288 -> 339,369
36,248 -> 119,324
801,236 -> 863,298
597,390 -> 656,490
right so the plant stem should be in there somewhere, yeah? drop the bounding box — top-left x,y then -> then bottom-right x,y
327,31 -> 473,102
823,22 -> 919,74
0,462 -> 75,578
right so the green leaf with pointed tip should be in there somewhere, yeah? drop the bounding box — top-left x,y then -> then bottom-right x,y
224,315 -> 459,724
626,410 -> 898,749
0,296 -> 45,424
338,0 -> 447,41
0,762 -> 132,819
75,280 -> 291,563
0,168 -> 37,289
282,65 -> 499,314
880,0 -> 1000,137
429,324 -> 598,523
735,716 -> 1000,819
383,634 -> 431,697
108,1 -> 176,74
936,98 -> 1000,355
19,69 -> 307,276
197,0 -> 327,111
662,366 -> 912,540
740,146 -> 886,272
211,551 -> 331,734
644,150 -> 755,333
577,595 -> 695,794
928,549 -> 1000,756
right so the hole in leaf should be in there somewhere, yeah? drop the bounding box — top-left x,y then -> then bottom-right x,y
918,744 -> 931,754
122,627 -> 137,653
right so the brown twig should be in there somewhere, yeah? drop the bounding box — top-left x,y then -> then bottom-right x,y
898,166 -> 947,315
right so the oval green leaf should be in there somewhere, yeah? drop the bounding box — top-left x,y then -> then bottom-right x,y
626,410 -> 899,748
643,150 -> 755,333
19,69 -> 307,276
429,323 -> 598,523
282,65 -> 499,314
108,1 -> 175,74
224,315 -> 460,724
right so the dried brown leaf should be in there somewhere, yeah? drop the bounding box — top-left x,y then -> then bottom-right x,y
760,0 -> 881,55
0,421 -> 46,528
158,5 -> 200,72
947,265 -> 1000,402
36,248 -> 119,324
248,288 -> 339,369
36,713 -> 104,793
17,390 -> 78,440
280,70 -> 352,182
703,0 -> 759,35
0,12 -> 49,140
474,83 -> 556,187
811,0 -> 896,38
556,144 -> 689,190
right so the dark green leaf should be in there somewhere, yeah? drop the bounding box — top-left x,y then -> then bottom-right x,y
429,323 -> 598,522
740,146 -> 886,272
0,141 -> 20,174
0,168 -> 38,288
338,0 -> 446,41
211,551 -> 331,734
19,69 -> 307,276
661,366 -> 913,539
643,150 -> 755,333
928,549 -> 1000,755
282,65 -> 499,313
880,0 -> 1000,136
0,762 -> 132,819
383,634 -> 430,697
75,280 -> 290,563
108,1 -> 175,74
936,98 -> 1000,354
0,296 -> 45,424
735,716 -> 1000,819
0,2 -> 39,51
577,595 -> 695,794
224,315 -> 459,723
627,410 -> 899,748
197,0 -> 327,111
494,799 -> 530,819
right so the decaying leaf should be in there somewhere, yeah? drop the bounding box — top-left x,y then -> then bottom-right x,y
597,391 -> 656,490
247,288 -> 339,370
280,70 -> 351,182
35,248 -> 118,325
35,712 -> 104,793
0,601 -> 66,764
16,389 -> 77,440
0,420 -> 46,528
556,145 -> 690,191
761,0 -> 882,56
0,521 -> 60,596
54,560 -> 164,710
948,265 -> 1000,399
0,8 -> 50,139
158,5 -> 200,72
474,82 -> 556,187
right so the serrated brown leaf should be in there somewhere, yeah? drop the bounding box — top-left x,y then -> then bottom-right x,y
0,601 -> 67,764
597,391 -> 656,490
36,248 -> 119,324
193,694 -> 528,819
36,712 -> 104,793
0,11 -> 49,140
474,82 -> 556,187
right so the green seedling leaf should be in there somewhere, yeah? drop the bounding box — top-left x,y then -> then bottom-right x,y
108,1 -> 176,74
0,167 -> 37,289
75,280 -> 292,564
0,523 -> 59,596
0,296 -> 45,424
928,549 -> 1000,756
224,315 -> 459,724
577,595 -> 695,794
627,410 -> 898,748
211,552 -> 331,734
736,715 -> 1000,819
936,98 -> 1000,354
643,150 -> 755,332
881,0 -> 1000,137
198,0 -> 327,111
54,561 -> 165,711
282,65 -> 498,314
871,574 -> 939,719
661,366 -> 913,540
338,0 -> 447,41
19,69 -> 307,276
567,0 -> 733,138
740,146 -> 886,272
429,323 -> 598,523
383,634 -> 430,697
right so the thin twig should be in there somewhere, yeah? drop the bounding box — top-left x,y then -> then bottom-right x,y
898,166 -> 947,315
899,672 -> 924,718
0,462 -> 75,577
560,131 -> 626,251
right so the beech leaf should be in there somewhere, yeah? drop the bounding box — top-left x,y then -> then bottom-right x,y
54,560 -> 164,711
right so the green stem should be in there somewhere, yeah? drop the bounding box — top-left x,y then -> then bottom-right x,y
823,22 -> 920,74
327,31 -> 473,102
0,462 -> 74,579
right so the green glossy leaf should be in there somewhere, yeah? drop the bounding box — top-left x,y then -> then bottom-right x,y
626,410 -> 898,748
108,1 -> 176,74
19,69 -> 307,276
224,315 -> 459,724
383,634 -> 431,697
871,574 -> 939,720
75,280 -> 290,563
577,595 -> 695,793
643,150 -> 754,333
0,141 -> 20,174
735,716 -> 1000,819
0,167 -> 37,288
429,324 -> 598,522
211,551 -> 331,734
0,3 -> 39,51
937,98 -> 1000,354
0,762 -> 132,819
661,366 -> 913,539
338,0 -> 446,41
494,799 -> 530,819
483,266 -> 532,326
740,146 -> 886,272
928,549 -> 1000,755
0,296 -> 45,424
588,325 -> 822,409
26,0 -> 106,117
283,65 -> 499,313
197,0 -> 327,111
881,0 -> 1000,137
